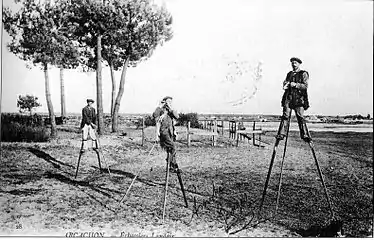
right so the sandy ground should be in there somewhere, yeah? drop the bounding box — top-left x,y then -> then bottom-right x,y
0,121 -> 372,237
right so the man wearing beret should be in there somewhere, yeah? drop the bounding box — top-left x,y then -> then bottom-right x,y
80,99 -> 98,153
276,57 -> 312,142
153,96 -> 180,173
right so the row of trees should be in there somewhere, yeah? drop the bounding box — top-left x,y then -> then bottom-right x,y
3,0 -> 173,137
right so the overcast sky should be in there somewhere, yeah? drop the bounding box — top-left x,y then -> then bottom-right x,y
1,0 -> 373,116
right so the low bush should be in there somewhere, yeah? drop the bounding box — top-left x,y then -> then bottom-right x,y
177,112 -> 202,128
44,116 -> 68,125
1,122 -> 50,142
1,113 -> 44,127
143,112 -> 201,128
144,115 -> 156,127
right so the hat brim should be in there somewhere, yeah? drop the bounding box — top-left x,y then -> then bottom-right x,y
162,96 -> 173,101
290,58 -> 302,64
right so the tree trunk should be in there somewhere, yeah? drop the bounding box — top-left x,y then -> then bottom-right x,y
44,63 -> 57,138
60,68 -> 66,118
96,35 -> 104,135
109,63 -> 116,117
112,57 -> 130,132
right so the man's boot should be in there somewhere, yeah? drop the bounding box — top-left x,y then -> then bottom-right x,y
168,152 -> 179,173
93,139 -> 99,150
81,140 -> 88,153
275,117 -> 287,140
300,122 -> 312,142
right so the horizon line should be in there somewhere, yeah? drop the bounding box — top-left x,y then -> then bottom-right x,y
1,111 -> 372,118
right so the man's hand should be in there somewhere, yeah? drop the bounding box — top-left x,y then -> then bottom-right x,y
164,102 -> 173,112
290,82 -> 297,88
283,82 -> 290,90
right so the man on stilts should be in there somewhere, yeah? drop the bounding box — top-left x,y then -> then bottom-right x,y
75,98 -> 107,179
260,58 -> 336,222
153,96 -> 180,173
80,98 -> 99,153
118,96 -> 187,213
276,57 -> 312,142
153,96 -> 188,221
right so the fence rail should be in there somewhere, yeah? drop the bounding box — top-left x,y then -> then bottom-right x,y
120,116 -> 266,148
183,118 -> 265,147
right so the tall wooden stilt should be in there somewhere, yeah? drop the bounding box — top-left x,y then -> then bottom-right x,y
162,153 -> 171,223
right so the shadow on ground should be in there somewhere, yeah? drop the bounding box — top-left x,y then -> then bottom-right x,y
28,147 -> 75,169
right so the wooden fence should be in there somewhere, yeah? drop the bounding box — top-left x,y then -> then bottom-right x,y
185,118 -> 265,147
132,116 -> 265,148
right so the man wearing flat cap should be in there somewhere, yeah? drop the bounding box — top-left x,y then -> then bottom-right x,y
153,96 -> 180,173
276,57 -> 312,142
80,98 -> 98,153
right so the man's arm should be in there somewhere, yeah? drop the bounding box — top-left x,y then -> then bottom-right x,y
283,72 -> 290,90
80,108 -> 86,128
294,72 -> 309,90
92,108 -> 97,125
170,110 -> 179,119
82,107 -> 91,125
153,107 -> 163,119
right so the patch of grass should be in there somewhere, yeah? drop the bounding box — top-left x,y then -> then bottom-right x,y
1,122 -> 50,142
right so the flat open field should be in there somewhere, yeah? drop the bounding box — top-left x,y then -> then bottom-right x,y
0,119 -> 373,237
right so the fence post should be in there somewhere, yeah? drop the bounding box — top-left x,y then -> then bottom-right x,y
141,116 -> 145,146
259,125 -> 262,148
253,121 -> 256,146
221,120 -> 224,135
187,121 -> 191,147
236,121 -> 239,147
213,119 -> 217,146
229,121 -> 234,139
235,121 -> 238,139
228,122 -> 231,139
240,120 -> 244,141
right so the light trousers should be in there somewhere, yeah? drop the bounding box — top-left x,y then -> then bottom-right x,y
277,104 -> 312,141
82,124 -> 97,150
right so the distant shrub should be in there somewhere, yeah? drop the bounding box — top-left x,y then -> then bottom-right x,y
143,113 -> 201,128
343,114 -> 366,120
1,113 -> 44,127
44,116 -> 68,125
177,113 -> 202,128
1,122 -> 50,142
144,115 -> 156,127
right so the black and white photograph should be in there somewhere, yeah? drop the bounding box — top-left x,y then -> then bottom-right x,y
0,0 -> 373,237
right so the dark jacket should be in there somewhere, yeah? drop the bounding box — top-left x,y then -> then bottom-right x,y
153,106 -> 179,137
281,70 -> 310,110
80,105 -> 97,128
